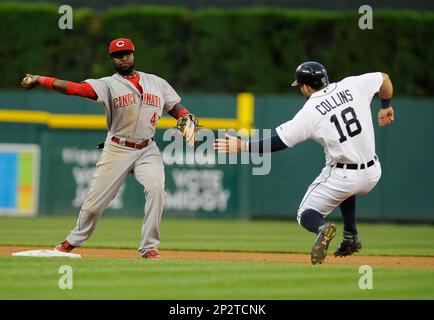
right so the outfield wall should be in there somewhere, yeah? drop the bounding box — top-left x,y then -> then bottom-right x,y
0,91 -> 432,222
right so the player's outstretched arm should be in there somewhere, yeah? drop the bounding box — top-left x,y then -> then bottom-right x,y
21,74 -> 68,92
214,134 -> 247,153
214,133 -> 288,154
377,73 -> 394,127
21,74 -> 97,100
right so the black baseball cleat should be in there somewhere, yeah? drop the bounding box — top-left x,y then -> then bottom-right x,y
311,223 -> 336,265
334,231 -> 362,257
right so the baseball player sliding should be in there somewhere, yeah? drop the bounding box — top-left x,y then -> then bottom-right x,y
21,38 -> 199,259
214,61 -> 394,264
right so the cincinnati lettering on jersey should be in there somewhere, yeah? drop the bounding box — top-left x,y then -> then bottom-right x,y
142,93 -> 161,108
113,92 -> 136,109
315,89 -> 354,115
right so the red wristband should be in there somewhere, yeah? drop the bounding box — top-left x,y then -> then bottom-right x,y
177,109 -> 189,119
38,76 -> 56,89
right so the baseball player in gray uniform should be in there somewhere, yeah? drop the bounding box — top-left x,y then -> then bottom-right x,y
214,61 -> 394,264
21,38 -> 199,259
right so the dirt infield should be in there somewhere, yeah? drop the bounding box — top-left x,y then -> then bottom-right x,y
1,246 -> 433,268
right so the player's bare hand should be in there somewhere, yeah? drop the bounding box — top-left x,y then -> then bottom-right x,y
378,106 -> 394,127
21,74 -> 40,90
213,133 -> 247,153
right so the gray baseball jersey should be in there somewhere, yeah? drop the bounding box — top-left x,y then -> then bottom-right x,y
65,72 -> 180,255
85,72 -> 181,141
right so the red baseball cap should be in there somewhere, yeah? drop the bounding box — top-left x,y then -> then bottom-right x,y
108,38 -> 135,55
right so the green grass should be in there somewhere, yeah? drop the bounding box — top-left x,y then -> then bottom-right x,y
0,216 -> 433,256
0,216 -> 433,299
0,256 -> 433,299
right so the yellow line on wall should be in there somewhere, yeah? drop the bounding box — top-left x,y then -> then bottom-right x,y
157,117 -> 239,130
0,94 -> 254,131
0,110 -> 49,124
0,109 -> 242,130
48,113 -> 107,129
237,92 -> 254,132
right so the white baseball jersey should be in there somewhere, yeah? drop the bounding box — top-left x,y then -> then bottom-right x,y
85,72 -> 181,141
276,72 -> 383,165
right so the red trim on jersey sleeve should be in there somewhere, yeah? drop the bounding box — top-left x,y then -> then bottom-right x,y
65,82 -> 98,100
177,108 -> 189,119
38,76 -> 56,90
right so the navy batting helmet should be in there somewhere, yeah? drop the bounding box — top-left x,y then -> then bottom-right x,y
291,61 -> 329,89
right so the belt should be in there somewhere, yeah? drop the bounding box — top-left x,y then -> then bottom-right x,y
335,155 -> 378,170
111,136 -> 152,150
